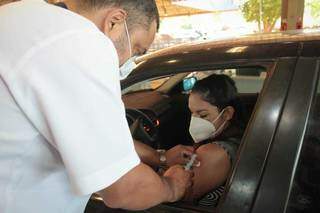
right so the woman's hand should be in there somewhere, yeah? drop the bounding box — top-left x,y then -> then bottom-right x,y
165,145 -> 199,167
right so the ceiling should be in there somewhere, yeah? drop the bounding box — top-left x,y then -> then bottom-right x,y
156,0 -> 211,18
47,0 -> 212,18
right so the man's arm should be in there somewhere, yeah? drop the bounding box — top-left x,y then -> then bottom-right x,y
134,140 -> 196,167
133,140 -> 161,167
98,163 -> 192,210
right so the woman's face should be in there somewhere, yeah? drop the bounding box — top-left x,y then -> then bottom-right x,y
188,92 -> 235,135
188,92 -> 225,129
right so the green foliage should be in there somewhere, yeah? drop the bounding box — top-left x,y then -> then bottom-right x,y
308,0 -> 320,19
241,0 -> 281,32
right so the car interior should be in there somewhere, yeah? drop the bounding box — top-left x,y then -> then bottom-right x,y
119,67 -> 267,211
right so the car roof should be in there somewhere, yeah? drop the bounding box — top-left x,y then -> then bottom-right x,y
126,29 -> 320,83
141,29 -> 320,60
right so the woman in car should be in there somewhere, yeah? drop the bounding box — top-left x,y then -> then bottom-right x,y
184,74 -> 246,201
133,74 -> 246,202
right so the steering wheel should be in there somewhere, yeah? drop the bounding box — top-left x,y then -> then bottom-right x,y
126,108 -> 159,148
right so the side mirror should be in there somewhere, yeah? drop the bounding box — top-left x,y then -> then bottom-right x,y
183,77 -> 197,92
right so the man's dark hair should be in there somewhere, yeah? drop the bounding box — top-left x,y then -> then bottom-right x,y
78,0 -> 160,31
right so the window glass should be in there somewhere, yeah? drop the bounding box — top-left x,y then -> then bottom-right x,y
286,71 -> 320,213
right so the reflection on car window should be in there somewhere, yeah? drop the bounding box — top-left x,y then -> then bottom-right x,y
122,76 -> 171,95
286,72 -> 320,213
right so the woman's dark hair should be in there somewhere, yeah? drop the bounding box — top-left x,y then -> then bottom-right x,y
192,74 -> 247,129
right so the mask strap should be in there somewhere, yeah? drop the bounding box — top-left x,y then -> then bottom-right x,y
211,120 -> 227,139
124,20 -> 132,57
212,108 -> 226,124
209,108 -> 227,139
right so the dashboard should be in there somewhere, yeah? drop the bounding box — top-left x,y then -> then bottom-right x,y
122,90 -> 193,149
122,91 -> 175,147
122,90 -> 173,126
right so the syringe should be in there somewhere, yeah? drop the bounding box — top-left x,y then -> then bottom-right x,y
184,154 -> 197,171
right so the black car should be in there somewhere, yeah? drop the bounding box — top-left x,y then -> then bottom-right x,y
86,30 -> 320,213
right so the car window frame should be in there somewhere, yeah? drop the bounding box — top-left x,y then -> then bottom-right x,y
122,60 -> 277,212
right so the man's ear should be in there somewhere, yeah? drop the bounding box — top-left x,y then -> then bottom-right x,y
102,8 -> 127,36
223,106 -> 235,121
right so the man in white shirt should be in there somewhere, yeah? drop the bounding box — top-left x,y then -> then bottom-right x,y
0,0 -> 192,212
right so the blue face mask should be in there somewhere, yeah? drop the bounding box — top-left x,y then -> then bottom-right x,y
54,2 -> 136,80
119,56 -> 138,80
119,20 -> 137,80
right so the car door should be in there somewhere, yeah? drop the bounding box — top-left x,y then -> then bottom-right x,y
220,57 -> 299,213
249,57 -> 320,213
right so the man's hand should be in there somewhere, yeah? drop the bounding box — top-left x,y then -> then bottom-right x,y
162,165 -> 194,202
99,163 -> 192,210
166,145 -> 199,167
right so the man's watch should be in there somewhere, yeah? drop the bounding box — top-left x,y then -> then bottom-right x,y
156,149 -> 167,167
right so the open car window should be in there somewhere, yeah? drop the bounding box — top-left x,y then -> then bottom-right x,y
121,64 -> 272,210
122,67 -> 267,97
122,76 -> 171,95
182,67 -> 267,94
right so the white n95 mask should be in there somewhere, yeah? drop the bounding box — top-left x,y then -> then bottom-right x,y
189,116 -> 215,143
189,109 -> 226,143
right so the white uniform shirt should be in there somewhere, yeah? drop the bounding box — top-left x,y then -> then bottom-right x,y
0,1 -> 140,212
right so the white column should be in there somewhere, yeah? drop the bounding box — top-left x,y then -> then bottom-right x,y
281,0 -> 305,31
